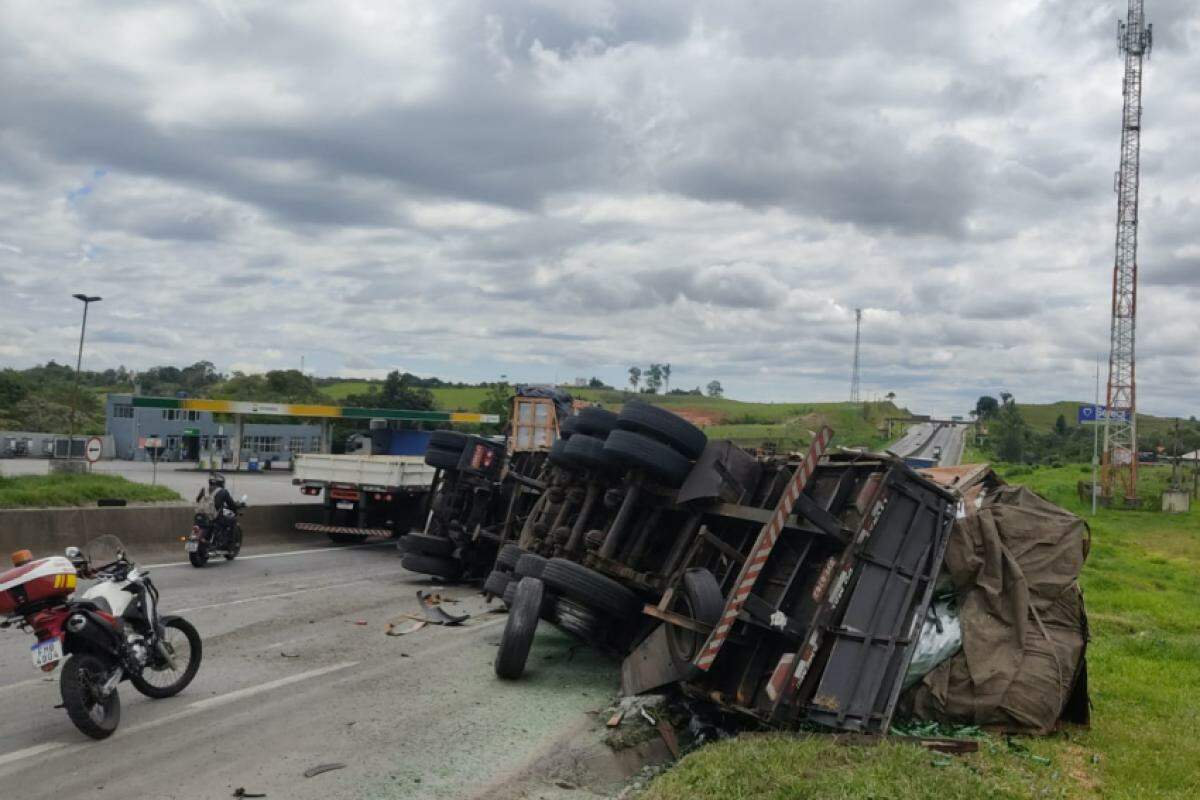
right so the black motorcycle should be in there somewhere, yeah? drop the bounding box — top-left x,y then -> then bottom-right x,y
186,497 -> 246,568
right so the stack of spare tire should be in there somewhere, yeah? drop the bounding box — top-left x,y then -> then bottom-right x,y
493,401 -> 709,680
396,430 -> 472,581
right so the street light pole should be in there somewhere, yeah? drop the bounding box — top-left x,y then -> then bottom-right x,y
69,293 -> 102,456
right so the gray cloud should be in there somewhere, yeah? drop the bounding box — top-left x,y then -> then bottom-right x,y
0,0 -> 1197,419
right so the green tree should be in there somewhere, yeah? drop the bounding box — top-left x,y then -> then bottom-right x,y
587,376 -> 606,389
975,395 -> 999,419
342,370 -> 434,413
1054,414 -> 1069,437
992,392 -> 1027,462
0,370 -> 28,408
706,379 -> 724,398
628,366 -> 642,392
645,363 -> 664,394
479,382 -> 512,429
663,363 -> 672,393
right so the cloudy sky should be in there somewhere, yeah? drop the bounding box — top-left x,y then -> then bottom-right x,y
1,1 -> 1196,417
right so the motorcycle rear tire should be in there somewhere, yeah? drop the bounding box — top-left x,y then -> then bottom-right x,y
225,526 -> 243,560
188,545 -> 209,568
60,653 -> 121,740
130,617 -> 203,699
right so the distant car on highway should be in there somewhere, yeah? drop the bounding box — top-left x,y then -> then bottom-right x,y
933,445 -> 943,460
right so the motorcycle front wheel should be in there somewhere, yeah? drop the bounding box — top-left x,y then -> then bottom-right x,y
60,653 -> 121,739
131,617 -> 203,699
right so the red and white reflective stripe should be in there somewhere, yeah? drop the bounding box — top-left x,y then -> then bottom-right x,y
693,426 -> 833,672
294,522 -> 391,536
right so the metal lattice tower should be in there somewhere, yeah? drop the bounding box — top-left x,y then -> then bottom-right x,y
849,308 -> 863,403
1103,0 -> 1152,504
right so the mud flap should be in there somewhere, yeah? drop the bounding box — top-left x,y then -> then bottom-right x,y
621,624 -> 698,696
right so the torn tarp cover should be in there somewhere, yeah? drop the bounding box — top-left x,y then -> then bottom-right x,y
901,484 -> 1090,734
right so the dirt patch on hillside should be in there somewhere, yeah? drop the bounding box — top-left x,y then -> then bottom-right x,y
671,408 -> 726,428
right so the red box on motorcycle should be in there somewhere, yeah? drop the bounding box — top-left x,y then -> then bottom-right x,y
0,556 -> 77,615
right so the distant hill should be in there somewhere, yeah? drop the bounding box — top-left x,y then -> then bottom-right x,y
302,379 -> 902,450
1008,400 -> 1192,440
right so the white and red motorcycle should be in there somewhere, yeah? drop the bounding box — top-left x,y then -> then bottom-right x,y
0,535 -> 203,739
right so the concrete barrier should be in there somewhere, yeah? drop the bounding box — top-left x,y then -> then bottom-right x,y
0,503 -> 331,562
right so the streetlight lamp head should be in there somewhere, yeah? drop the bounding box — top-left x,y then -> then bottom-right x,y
72,293 -> 102,303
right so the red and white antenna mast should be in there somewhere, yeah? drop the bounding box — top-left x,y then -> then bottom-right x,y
1102,0 -> 1152,505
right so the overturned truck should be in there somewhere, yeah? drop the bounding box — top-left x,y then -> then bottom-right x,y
487,412 -> 1090,737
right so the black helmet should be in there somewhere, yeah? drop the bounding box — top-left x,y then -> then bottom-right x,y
208,473 -> 226,488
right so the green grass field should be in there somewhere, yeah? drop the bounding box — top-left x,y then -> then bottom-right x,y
0,474 -> 182,509
992,399 -> 1184,441
643,462 -> 1200,800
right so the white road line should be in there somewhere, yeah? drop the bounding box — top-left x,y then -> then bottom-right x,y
260,633 -> 320,653
0,741 -> 65,768
0,662 -> 359,771
170,578 -> 372,613
144,541 -> 392,569
188,661 -> 358,711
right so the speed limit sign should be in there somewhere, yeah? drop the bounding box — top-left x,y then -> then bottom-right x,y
84,436 -> 104,464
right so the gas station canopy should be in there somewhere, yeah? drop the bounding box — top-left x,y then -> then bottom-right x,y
130,396 -> 500,424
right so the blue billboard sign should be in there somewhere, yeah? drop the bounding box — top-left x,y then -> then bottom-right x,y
1078,405 -> 1131,424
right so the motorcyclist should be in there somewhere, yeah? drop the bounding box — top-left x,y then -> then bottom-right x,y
195,473 -> 240,546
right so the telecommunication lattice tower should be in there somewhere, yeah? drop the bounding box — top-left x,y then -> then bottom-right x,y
1102,0 -> 1152,504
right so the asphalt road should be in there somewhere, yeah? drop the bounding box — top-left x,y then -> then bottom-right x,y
0,459 -> 312,506
0,543 -> 617,799
890,423 -> 966,467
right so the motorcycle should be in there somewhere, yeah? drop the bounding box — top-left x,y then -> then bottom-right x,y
186,495 -> 247,568
0,535 -> 203,739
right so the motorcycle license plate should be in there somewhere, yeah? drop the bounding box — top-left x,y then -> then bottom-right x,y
336,502 -> 354,510
185,540 -> 200,552
31,638 -> 64,670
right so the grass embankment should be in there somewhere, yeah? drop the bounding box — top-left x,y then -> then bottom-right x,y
1014,400 -> 1182,439
427,386 -> 896,451
0,474 -> 181,509
315,382 -> 897,450
644,463 -> 1200,800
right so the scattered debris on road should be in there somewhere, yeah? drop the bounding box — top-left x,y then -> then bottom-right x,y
416,589 -> 469,625
232,789 -> 266,798
303,762 -> 347,778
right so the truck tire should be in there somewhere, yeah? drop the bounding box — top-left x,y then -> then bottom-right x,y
399,532 -> 455,557
429,430 -> 468,452
575,407 -> 618,438
401,553 -> 462,581
548,438 -> 573,468
483,570 -> 511,599
496,544 -> 527,572
616,401 -> 707,459
502,580 -> 518,608
540,558 -> 641,620
514,553 -> 548,579
552,597 -> 602,641
425,447 -> 462,470
495,578 -> 543,680
667,569 -> 725,664
563,434 -> 616,473
602,430 -> 693,488
559,416 -> 580,439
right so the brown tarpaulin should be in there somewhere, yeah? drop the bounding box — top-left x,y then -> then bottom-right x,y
903,484 -> 1090,734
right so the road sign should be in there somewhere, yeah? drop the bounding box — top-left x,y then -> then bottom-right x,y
84,436 -> 103,464
1078,405 -> 1131,424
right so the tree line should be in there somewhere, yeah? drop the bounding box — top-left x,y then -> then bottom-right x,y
973,393 -> 1200,465
627,364 -> 722,398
